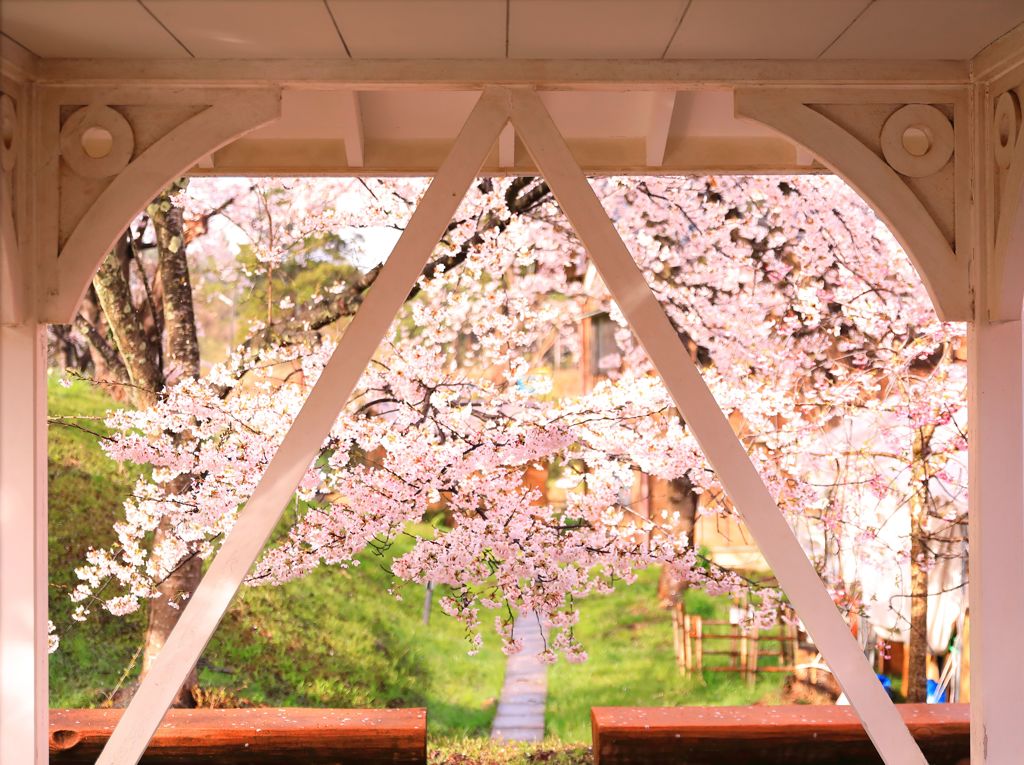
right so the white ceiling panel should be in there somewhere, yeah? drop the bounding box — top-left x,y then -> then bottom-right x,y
144,0 -> 348,59
510,0 -> 689,59
3,0 -> 1019,65
823,0 -> 1024,60
667,0 -> 870,59
327,0 -> 505,59
0,0 -> 188,58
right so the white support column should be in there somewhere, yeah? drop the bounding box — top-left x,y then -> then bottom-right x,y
0,322 -> 49,765
96,86 -> 510,765
510,86 -> 926,765
968,317 -> 1024,764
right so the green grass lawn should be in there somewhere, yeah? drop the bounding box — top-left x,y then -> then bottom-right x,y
429,739 -> 591,765
546,575 -> 784,742
48,377 -> 782,749
199,543 -> 508,737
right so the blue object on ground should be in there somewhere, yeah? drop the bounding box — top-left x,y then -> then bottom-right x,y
927,678 -> 948,704
876,673 -> 895,700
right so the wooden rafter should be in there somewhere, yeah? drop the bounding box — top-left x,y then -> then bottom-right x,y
645,91 -> 676,167
340,90 -> 364,168
29,58 -> 971,88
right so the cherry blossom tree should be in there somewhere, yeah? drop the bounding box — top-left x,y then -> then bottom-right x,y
62,174 -> 966,693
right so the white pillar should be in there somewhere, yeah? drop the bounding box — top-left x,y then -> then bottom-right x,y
968,317 -> 1024,764
0,322 -> 49,765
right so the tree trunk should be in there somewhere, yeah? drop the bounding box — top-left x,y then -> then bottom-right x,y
91,236 -> 162,408
154,198 -> 199,386
140,481 -> 203,707
79,191 -> 205,705
905,424 -> 936,703
139,194 -> 204,707
657,476 -> 700,606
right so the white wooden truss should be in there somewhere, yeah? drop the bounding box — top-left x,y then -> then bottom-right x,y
4,33 -> 1024,764
91,84 -> 924,765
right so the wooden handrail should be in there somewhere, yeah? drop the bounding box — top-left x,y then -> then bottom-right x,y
49,708 -> 427,764
591,704 -> 969,765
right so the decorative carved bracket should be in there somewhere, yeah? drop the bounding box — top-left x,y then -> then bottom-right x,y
0,91 -> 25,325
35,87 -> 281,324
990,84 -> 1024,321
735,87 -> 971,322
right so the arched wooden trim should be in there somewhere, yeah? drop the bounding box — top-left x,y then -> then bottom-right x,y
47,90 -> 282,324
991,121 -> 1024,321
735,90 -> 971,322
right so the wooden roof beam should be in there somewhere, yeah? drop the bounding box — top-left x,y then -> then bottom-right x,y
29,58 -> 971,88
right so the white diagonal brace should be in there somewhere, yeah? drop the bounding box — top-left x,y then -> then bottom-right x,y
510,87 -> 926,765
97,86 -> 510,765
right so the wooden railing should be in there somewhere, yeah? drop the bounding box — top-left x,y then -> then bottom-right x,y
591,704 -> 970,765
52,704 -> 969,763
49,708 -> 427,764
671,604 -> 800,682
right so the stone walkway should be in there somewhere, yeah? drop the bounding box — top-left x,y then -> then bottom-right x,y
490,613 -> 548,742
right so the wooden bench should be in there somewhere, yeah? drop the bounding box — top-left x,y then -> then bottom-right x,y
50,707 -> 427,764
591,704 -> 969,765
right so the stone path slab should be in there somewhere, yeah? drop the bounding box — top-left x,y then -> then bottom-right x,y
490,612 -> 548,742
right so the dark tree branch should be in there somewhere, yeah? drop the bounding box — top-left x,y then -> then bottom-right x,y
74,314 -> 130,385
241,179 -> 552,352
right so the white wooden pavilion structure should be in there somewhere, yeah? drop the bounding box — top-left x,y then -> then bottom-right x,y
3,2 -> 1024,763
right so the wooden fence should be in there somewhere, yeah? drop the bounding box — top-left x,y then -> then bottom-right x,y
671,602 -> 799,684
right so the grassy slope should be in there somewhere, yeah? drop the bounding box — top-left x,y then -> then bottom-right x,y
48,378 -> 148,706
200,545 -> 507,736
